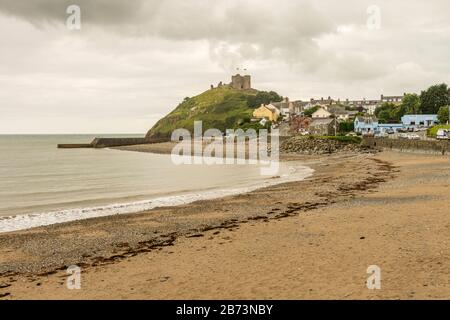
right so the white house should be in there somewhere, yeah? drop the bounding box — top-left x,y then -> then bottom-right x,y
311,107 -> 331,119
272,98 -> 296,120
362,104 -> 378,115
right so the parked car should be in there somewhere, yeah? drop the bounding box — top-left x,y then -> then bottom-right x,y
385,128 -> 395,134
407,134 -> 420,140
436,129 -> 449,140
397,128 -> 407,133
346,132 -> 357,137
375,132 -> 388,138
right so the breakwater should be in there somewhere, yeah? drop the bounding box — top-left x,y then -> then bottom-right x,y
58,137 -> 169,149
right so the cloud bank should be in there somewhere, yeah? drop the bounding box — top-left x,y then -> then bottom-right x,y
0,0 -> 449,133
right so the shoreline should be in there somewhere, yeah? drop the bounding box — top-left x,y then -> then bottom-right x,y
0,137 -> 337,233
0,150 -> 385,276
1,149 -> 449,299
0,157 -> 314,234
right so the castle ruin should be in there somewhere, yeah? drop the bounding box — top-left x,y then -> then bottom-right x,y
230,74 -> 251,90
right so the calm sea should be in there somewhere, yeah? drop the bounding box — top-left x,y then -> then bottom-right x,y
0,135 -> 313,232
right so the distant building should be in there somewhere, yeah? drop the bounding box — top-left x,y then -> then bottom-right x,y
302,101 -> 317,110
289,116 -> 312,134
231,74 -> 251,90
272,97 -> 295,120
362,104 -> 378,115
327,106 -> 357,121
312,107 -> 332,119
252,104 -> 280,122
308,118 -> 338,136
292,101 -> 307,115
401,114 -> 438,127
354,116 -> 379,134
381,94 -> 405,103
343,98 -> 380,115
310,96 -> 335,106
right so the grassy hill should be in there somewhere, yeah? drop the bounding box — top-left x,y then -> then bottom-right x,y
146,86 -> 275,139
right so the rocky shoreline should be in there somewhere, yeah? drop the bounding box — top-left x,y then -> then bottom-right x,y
280,136 -> 373,155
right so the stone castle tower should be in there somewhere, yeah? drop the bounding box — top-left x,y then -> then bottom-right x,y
231,74 -> 251,90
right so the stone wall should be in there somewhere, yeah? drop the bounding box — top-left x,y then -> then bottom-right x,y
363,137 -> 450,155
57,143 -> 92,149
281,136 -> 370,155
90,137 -> 148,148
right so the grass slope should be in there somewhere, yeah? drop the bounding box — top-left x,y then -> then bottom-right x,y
427,125 -> 450,137
146,86 -> 260,139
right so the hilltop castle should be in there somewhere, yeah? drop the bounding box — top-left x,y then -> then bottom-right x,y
210,74 -> 252,91
230,74 -> 251,90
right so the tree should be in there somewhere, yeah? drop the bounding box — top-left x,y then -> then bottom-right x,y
402,93 -> 420,114
247,91 -> 283,108
374,102 -> 400,123
377,109 -> 392,123
437,106 -> 449,124
339,121 -> 354,133
419,83 -> 450,114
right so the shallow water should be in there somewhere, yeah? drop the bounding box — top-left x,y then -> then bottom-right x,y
0,135 -> 313,232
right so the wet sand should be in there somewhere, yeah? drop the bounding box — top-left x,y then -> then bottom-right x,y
0,150 -> 449,299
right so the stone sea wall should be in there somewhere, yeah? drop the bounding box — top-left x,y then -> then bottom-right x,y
363,137 -> 450,155
90,138 -> 147,148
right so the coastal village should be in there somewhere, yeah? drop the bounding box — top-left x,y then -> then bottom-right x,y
59,73 -> 449,151
227,74 -> 447,140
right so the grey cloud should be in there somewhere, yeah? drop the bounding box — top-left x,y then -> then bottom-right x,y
0,0 -> 449,133
0,0 -> 335,72
0,0 -> 150,25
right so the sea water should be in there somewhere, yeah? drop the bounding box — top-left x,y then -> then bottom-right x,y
0,135 -> 313,232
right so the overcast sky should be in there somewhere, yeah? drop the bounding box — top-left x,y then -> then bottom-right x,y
0,0 -> 449,133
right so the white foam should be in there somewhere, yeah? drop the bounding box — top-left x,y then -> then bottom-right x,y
0,165 -> 314,233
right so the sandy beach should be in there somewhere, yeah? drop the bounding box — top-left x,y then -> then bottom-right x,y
0,148 -> 449,299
